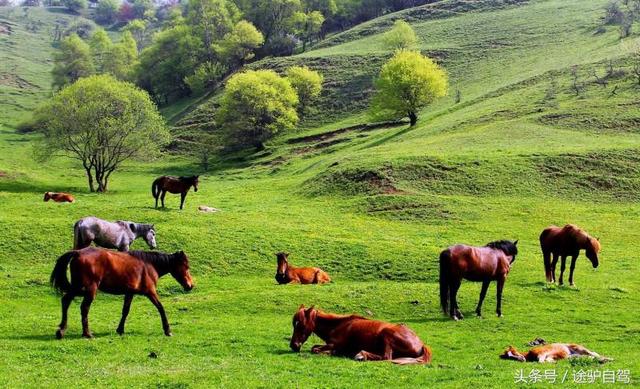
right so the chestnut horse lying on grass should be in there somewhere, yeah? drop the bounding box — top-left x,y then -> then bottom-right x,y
289,305 -> 431,364
500,343 -> 612,363
540,224 -> 600,286
50,247 -> 193,339
275,252 -> 331,284
43,192 -> 74,203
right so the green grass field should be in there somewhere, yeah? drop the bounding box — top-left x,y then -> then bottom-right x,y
1,0 -> 639,387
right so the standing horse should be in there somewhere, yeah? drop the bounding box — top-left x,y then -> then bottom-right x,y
500,343 -> 611,363
44,192 -> 75,203
50,247 -> 193,338
289,305 -> 431,364
152,175 -> 199,210
275,252 -> 331,284
540,224 -> 600,286
439,240 -> 518,320
74,216 -> 156,252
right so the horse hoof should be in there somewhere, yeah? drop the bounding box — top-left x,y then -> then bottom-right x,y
55,329 -> 64,339
497,313 -> 503,318
452,316 -> 459,321
82,333 -> 93,339
116,329 -> 124,335
354,353 -> 365,361
165,332 -> 173,337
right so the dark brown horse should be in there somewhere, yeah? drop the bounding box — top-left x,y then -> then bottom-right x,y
50,247 -> 193,338
540,224 -> 600,286
289,305 -> 431,364
152,175 -> 199,210
439,240 -> 518,320
275,252 -> 331,284
44,192 -> 75,203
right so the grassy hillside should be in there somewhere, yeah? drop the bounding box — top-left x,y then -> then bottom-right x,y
1,0 -> 639,387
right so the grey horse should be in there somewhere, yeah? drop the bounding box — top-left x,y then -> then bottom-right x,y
73,216 -> 157,252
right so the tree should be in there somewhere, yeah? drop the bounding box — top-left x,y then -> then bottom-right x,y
131,0 -> 152,19
118,2 -> 136,23
123,19 -> 147,50
237,0 -> 301,56
370,50 -> 447,126
62,0 -> 87,13
217,70 -> 298,149
186,0 -> 241,61
89,28 -> 112,73
95,0 -> 119,24
103,31 -> 138,80
184,61 -> 226,95
382,20 -> 417,51
286,65 -> 323,117
52,33 -> 95,89
290,10 -> 324,51
36,75 -> 168,192
215,20 -> 264,66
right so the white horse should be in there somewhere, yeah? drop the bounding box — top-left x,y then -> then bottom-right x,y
73,216 -> 157,252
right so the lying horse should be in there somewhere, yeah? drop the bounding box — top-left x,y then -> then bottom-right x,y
275,252 -> 331,284
50,247 -> 193,338
44,192 -> 74,203
500,343 -> 611,363
289,305 -> 431,364
440,240 -> 518,320
540,224 -> 600,286
74,216 -> 156,252
152,175 -> 199,210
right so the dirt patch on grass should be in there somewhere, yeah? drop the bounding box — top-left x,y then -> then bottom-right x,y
0,73 -> 39,89
288,120 -> 409,145
0,170 -> 9,178
0,21 -> 13,35
305,166 -> 403,195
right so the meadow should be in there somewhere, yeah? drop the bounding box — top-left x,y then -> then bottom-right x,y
1,0 -> 639,387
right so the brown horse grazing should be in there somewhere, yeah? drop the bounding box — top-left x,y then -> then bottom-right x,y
152,175 -> 199,210
44,192 -> 75,203
50,247 -> 193,339
500,343 -> 612,363
540,224 -> 600,286
275,252 -> 331,284
289,305 -> 431,364
440,240 -> 518,320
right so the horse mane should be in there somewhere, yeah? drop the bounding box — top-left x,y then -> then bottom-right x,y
562,224 -> 599,251
485,240 -> 518,256
179,175 -> 198,182
129,250 -> 180,267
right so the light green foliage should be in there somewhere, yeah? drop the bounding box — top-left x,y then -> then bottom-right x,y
95,0 -> 118,24
123,19 -> 147,50
103,31 -> 139,80
237,0 -> 301,53
216,20 -> 264,65
371,49 -> 447,125
62,0 -> 87,13
186,0 -> 241,60
184,61 -> 227,95
286,65 -> 323,116
36,75 -> 168,191
89,28 -> 112,73
218,70 -> 298,148
51,33 -> 95,89
382,20 -> 417,51
290,10 -> 324,50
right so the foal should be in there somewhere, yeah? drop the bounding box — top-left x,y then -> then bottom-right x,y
289,305 -> 431,364
275,252 -> 331,284
44,192 -> 75,203
500,343 -> 611,363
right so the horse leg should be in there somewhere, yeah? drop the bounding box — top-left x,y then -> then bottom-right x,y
56,292 -> 75,339
180,192 -> 186,210
543,251 -> 552,282
147,291 -> 171,336
496,276 -> 505,317
116,294 -> 134,335
569,255 -> 578,287
154,191 -> 158,208
160,190 -> 167,208
311,344 -> 334,355
80,286 -> 97,338
450,279 -> 462,320
475,280 -> 490,317
551,253 -> 559,283
355,350 -> 385,361
558,256 -> 567,285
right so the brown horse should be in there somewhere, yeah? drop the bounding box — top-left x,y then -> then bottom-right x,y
540,224 -> 600,286
44,192 -> 75,203
439,240 -> 518,320
500,343 -> 611,363
289,305 -> 431,364
50,247 -> 193,338
275,252 -> 331,284
152,175 -> 199,210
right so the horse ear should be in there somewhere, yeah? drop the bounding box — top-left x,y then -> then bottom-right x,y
129,223 -> 136,232
308,307 -> 317,323
514,240 -> 518,245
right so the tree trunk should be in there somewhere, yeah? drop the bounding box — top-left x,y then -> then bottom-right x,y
408,111 -> 417,126
84,166 -> 95,192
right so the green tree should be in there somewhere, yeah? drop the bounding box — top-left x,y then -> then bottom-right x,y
290,10 -> 324,51
95,0 -> 119,24
131,0 -> 152,19
62,0 -> 87,13
286,65 -> 323,117
370,50 -> 447,126
52,33 -> 95,89
236,0 -> 301,55
217,70 -> 298,149
104,31 -> 138,80
89,28 -> 112,73
123,19 -> 147,51
216,20 -> 264,66
186,0 -> 241,61
184,61 -> 227,95
382,20 -> 417,51
35,75 -> 169,192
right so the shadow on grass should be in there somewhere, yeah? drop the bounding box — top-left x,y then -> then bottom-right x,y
3,331 -> 113,341
0,179 -> 85,194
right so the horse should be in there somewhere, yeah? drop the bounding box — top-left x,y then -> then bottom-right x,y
50,247 -> 193,338
500,343 -> 611,363
44,192 -> 75,203
289,305 -> 431,364
275,252 -> 331,284
439,240 -> 518,320
74,216 -> 156,252
152,175 -> 199,210
540,224 -> 600,286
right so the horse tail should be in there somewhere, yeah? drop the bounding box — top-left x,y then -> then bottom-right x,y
73,220 -> 81,250
439,249 -> 451,315
391,345 -> 432,365
540,228 -> 552,278
50,251 -> 76,294
151,178 -> 160,199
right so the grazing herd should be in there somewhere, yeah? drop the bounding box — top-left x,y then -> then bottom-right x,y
44,176 -> 610,365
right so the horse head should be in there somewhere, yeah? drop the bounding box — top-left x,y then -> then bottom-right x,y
290,305 -> 317,352
585,237 -> 600,268
43,192 -> 51,201
275,252 -> 290,284
500,346 -> 526,362
170,250 -> 193,291
192,176 -> 200,192
486,240 -> 518,264
131,223 -> 157,249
